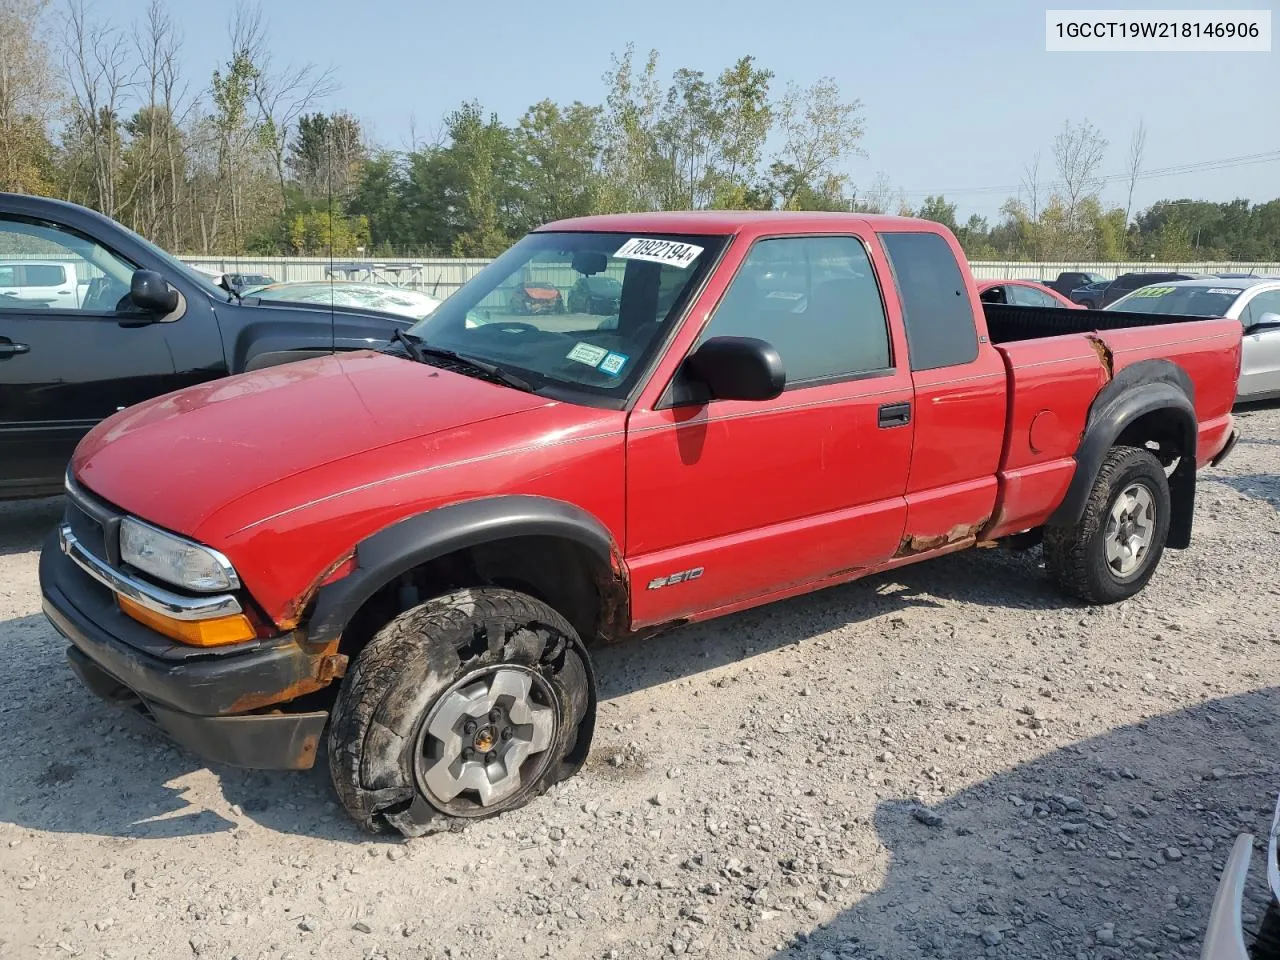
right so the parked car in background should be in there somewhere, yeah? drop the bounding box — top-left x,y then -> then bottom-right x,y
248,281 -> 441,320
567,274 -> 623,315
1068,278 -> 1113,308
0,193 -> 413,499
0,260 -> 94,310
224,272 -> 275,295
1097,271 -> 1201,308
976,279 -> 1084,309
1199,790 -> 1279,959
1043,270 -> 1107,297
1106,277 -> 1280,401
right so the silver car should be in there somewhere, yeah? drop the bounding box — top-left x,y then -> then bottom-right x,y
1107,277 -> 1280,402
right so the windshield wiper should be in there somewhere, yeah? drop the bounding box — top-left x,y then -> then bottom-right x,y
390,332 -> 537,393
390,328 -> 425,362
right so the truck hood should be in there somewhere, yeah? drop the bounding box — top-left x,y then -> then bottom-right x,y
72,350 -> 555,535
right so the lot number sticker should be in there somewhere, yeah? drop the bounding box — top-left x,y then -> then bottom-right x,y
614,238 -> 704,269
566,342 -> 610,367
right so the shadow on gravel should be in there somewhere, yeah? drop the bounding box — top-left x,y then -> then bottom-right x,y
0,496 -> 62,558
770,687 -> 1280,960
595,546 -> 1065,702
1213,474 -> 1280,510
1,546 -> 1069,842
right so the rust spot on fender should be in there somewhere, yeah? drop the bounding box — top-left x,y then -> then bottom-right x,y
1086,335 -> 1113,382
275,551 -> 358,631
226,637 -> 344,713
596,550 -> 631,644
896,518 -> 989,557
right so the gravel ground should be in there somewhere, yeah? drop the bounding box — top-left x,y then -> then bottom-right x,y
1,405 -> 1278,960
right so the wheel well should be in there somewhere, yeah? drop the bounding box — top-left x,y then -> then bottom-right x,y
335,536 -> 624,667
1112,406 -> 1196,549
1114,408 -> 1189,467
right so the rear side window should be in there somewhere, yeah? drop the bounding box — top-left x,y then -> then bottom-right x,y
24,264 -> 66,286
879,232 -> 978,371
697,235 -> 891,385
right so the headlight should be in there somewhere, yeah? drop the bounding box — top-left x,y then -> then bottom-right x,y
119,518 -> 240,593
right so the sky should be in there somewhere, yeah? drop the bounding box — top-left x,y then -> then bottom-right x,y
85,0 -> 1280,221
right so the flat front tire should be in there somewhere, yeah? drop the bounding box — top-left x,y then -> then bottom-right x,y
1044,445 -> 1172,604
327,587 -> 595,837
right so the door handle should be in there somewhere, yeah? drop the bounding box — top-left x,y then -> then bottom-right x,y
0,341 -> 30,357
878,401 -> 911,428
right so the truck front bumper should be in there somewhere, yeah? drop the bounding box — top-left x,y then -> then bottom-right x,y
40,530 -> 329,770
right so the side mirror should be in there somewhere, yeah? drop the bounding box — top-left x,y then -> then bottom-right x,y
682,336 -> 785,402
129,270 -> 178,314
1247,311 -> 1280,333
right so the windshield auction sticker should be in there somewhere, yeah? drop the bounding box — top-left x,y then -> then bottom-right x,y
614,238 -> 704,269
566,342 -> 610,367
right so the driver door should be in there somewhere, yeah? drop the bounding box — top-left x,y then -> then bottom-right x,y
0,215 -> 180,494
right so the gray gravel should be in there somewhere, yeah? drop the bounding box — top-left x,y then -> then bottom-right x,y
1,404 -> 1278,960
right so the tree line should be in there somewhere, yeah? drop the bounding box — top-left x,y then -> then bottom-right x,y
3,0 -> 1278,262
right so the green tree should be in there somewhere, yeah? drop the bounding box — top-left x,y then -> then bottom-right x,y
518,99 -> 602,225
0,0 -> 58,194
287,111 -> 367,201
598,43 -> 663,212
916,195 -> 959,233
346,151 -> 408,250
768,77 -> 864,209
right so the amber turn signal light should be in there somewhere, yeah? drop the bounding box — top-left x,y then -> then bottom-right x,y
117,595 -> 257,647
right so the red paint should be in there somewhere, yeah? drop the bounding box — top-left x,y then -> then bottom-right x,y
976,279 -> 1086,309
71,212 -> 1243,635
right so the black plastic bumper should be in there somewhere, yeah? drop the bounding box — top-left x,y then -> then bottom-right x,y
1210,427 -> 1241,468
40,531 -> 328,770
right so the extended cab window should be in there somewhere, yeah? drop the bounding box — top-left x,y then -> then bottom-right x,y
879,231 -> 978,372
697,235 -> 891,385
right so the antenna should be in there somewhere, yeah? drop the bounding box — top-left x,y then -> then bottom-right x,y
327,123 -> 336,355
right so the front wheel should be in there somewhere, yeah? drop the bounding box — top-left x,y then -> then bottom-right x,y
1043,445 -> 1172,604
327,587 -> 595,837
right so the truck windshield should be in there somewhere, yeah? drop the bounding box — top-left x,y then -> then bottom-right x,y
1108,285 -> 1243,317
406,231 -> 726,402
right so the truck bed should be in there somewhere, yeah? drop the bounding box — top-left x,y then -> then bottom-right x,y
981,302 -> 1212,344
981,304 -> 1242,543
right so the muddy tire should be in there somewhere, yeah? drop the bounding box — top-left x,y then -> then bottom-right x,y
327,587 -> 596,837
1044,445 -> 1171,604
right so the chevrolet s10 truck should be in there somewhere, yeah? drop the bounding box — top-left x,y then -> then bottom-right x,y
39,211 -> 1242,836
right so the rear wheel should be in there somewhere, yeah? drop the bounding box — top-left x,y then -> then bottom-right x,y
1044,445 -> 1171,604
327,587 -> 595,837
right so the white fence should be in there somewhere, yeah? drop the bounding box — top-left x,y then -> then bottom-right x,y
183,255 -> 1280,299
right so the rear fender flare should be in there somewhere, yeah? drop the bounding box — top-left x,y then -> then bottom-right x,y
1048,359 -> 1197,547
306,496 -> 624,646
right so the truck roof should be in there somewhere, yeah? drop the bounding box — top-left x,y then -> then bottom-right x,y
537,210 -> 943,235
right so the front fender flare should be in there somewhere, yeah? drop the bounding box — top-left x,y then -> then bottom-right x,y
306,495 -> 623,645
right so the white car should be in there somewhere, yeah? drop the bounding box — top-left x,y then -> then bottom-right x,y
0,260 -> 91,310
247,280 -> 442,320
1107,277 -> 1280,402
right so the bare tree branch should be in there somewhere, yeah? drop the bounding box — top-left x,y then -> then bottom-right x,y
1124,119 -> 1147,226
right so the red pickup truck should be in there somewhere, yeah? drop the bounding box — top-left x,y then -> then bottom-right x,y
39,211 -> 1241,837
